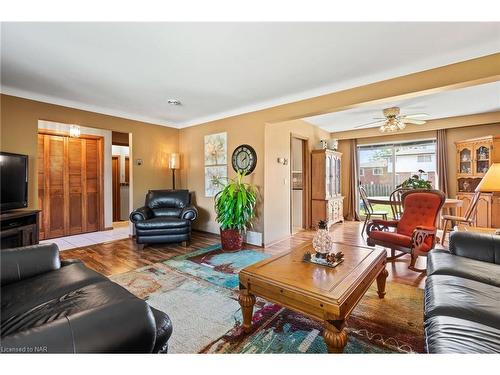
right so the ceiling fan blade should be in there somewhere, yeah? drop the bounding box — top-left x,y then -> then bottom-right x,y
403,119 -> 426,125
353,120 -> 385,129
402,113 -> 429,119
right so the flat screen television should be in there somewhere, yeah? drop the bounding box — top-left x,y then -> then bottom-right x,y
0,152 -> 28,211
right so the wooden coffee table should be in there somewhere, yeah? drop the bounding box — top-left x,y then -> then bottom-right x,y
238,242 -> 388,353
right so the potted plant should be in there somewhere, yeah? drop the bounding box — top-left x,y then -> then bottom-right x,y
397,169 -> 432,190
214,171 -> 258,251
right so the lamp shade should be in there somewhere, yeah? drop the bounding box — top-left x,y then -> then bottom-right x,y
168,153 -> 180,170
475,163 -> 500,192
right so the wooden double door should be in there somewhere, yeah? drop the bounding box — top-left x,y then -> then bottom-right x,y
38,132 -> 104,240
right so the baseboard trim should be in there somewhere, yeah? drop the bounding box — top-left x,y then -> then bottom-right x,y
104,226 -> 113,231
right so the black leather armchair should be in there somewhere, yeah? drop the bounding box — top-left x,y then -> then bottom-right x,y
130,189 -> 198,248
0,243 -> 172,353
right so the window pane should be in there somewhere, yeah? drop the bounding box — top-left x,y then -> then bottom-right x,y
358,140 -> 437,219
395,142 -> 436,189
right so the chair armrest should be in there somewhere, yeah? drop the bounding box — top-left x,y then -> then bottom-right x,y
129,206 -> 154,223
411,226 -> 437,253
449,231 -> 500,264
180,205 -> 198,221
371,219 -> 399,227
366,219 -> 398,237
1,243 -> 61,286
415,225 -> 437,232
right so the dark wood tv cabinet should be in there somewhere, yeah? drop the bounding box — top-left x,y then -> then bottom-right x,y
0,209 -> 41,249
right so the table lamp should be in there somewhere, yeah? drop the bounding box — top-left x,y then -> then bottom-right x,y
475,163 -> 500,193
168,153 -> 180,189
475,163 -> 500,235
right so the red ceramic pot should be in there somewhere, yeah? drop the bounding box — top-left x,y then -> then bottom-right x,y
220,228 -> 243,251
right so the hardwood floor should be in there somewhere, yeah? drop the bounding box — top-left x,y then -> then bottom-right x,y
60,220 -> 428,289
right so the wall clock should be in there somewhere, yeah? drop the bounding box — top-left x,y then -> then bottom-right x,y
232,144 -> 257,174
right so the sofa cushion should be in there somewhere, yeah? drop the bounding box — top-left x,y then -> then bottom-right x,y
1,276 -> 137,336
425,315 -> 500,353
1,296 -> 157,353
425,275 -> 500,329
1,263 -> 107,327
134,217 -> 189,230
427,249 -> 500,287
136,226 -> 190,237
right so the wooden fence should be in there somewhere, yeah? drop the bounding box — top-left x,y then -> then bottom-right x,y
360,183 -> 393,197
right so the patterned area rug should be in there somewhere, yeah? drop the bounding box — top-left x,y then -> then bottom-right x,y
111,245 -> 424,354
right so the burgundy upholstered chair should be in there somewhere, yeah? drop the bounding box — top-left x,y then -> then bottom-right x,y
366,190 -> 445,272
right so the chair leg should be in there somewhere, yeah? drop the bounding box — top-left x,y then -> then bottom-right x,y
361,214 -> 370,237
386,248 -> 405,261
441,219 -> 448,245
408,253 -> 426,273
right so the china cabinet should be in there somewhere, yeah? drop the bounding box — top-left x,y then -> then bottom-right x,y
311,149 -> 344,228
455,135 -> 500,228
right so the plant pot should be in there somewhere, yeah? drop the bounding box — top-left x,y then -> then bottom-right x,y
220,228 -> 243,251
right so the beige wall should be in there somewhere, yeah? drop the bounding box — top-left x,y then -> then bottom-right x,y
264,119 -> 330,244
178,114 -> 266,235
0,94 -> 179,214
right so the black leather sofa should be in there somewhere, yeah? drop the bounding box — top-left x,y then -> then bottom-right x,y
130,189 -> 198,248
0,243 -> 172,353
424,231 -> 500,353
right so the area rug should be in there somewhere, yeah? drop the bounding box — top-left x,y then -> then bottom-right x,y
202,282 -> 424,354
112,244 -> 424,354
164,244 -> 272,289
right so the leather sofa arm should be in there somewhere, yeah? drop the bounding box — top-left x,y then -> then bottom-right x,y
1,243 -> 61,286
180,205 -> 198,221
449,231 -> 500,264
61,259 -> 83,267
130,206 -> 154,223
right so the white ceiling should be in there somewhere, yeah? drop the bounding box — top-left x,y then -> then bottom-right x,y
305,81 -> 500,132
1,22 -> 499,128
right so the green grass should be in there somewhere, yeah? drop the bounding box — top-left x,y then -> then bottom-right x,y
361,204 -> 394,219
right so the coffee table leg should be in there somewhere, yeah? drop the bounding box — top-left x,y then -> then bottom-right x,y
238,291 -> 256,333
376,267 -> 389,298
323,321 -> 348,353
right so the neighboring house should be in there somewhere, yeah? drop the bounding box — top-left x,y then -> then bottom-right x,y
360,145 -> 436,187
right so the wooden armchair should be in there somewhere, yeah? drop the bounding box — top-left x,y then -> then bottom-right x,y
359,185 -> 388,236
440,191 -> 481,245
389,188 -> 406,220
366,190 -> 445,272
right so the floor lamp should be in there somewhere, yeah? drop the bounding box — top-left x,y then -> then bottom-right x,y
169,153 -> 180,190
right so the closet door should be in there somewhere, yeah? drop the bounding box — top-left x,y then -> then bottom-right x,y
83,138 -> 101,232
68,137 -> 84,234
38,134 -> 46,240
46,135 -> 66,238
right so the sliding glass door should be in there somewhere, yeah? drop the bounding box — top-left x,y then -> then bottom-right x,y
358,140 -> 437,217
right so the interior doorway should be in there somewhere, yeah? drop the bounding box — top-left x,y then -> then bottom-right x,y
290,135 -> 308,234
111,131 -> 130,226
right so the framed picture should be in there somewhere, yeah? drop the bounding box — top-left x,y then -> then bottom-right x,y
204,132 -> 227,166
205,165 -> 227,197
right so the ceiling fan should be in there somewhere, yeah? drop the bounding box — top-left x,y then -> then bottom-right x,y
354,107 -> 429,133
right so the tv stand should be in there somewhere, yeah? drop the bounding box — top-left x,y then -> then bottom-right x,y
0,209 -> 41,249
